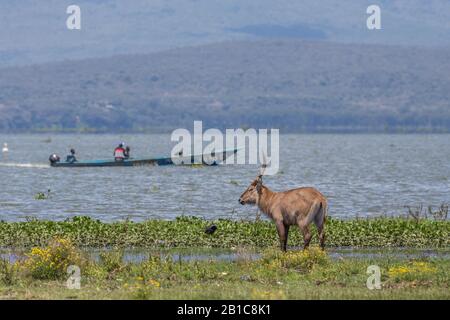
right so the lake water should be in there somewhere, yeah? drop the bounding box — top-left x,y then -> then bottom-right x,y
0,134 -> 448,222
1,247 -> 449,264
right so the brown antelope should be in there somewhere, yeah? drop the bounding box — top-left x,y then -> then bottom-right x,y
238,164 -> 328,251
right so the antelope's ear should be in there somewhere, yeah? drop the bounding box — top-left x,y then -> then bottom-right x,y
256,178 -> 262,193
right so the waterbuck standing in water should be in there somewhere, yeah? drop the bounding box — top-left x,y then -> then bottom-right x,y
238,164 -> 328,251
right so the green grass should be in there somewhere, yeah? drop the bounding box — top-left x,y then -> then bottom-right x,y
1,216 -> 448,299
0,216 -> 448,248
0,246 -> 449,300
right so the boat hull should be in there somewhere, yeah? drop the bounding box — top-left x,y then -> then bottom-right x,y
50,149 -> 238,168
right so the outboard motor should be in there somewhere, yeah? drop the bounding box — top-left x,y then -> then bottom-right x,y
49,154 -> 60,165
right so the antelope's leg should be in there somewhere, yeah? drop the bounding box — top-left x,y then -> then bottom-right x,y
314,202 -> 327,250
283,224 -> 290,251
275,221 -> 288,252
317,224 -> 325,250
298,221 -> 312,250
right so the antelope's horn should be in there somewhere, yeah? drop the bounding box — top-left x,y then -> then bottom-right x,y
259,151 -> 267,176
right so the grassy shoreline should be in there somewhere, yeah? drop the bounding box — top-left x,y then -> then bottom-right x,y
0,243 -> 449,300
0,216 -> 448,300
0,216 -> 448,248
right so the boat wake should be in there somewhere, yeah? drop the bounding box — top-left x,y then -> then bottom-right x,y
0,162 -> 50,169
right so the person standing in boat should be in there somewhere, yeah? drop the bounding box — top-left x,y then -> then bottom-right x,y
66,148 -> 77,163
114,142 -> 126,161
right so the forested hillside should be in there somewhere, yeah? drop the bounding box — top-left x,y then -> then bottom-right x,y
0,40 -> 449,132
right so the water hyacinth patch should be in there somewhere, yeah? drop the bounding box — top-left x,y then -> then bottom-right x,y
0,216 -> 447,249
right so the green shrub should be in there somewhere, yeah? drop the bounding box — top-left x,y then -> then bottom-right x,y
21,237 -> 83,280
0,258 -> 18,285
99,250 -> 128,276
262,247 -> 329,273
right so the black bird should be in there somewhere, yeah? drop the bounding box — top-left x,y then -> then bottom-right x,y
205,225 -> 217,235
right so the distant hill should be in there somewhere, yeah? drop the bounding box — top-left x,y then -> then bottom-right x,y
1,0 -> 450,67
0,40 -> 449,133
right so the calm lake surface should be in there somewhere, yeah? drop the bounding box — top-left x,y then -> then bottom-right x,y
0,134 -> 448,222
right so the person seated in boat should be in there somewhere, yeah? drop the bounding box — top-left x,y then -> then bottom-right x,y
66,148 -> 77,163
114,143 -> 126,161
124,146 -> 131,159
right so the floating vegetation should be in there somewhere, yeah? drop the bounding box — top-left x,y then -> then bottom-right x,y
150,186 -> 159,193
34,190 -> 51,200
0,216 -> 447,248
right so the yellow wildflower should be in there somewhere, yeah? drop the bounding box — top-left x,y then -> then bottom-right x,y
148,279 -> 160,288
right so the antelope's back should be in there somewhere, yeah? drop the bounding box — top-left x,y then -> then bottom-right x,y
282,187 -> 327,206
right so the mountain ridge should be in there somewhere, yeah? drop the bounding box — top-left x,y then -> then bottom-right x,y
0,39 -> 449,133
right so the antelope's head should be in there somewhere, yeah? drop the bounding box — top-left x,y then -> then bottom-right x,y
239,156 -> 267,205
239,175 -> 263,205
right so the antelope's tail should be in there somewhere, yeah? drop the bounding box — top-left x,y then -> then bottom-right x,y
322,201 -> 328,223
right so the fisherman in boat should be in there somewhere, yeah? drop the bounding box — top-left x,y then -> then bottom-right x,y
66,148 -> 77,163
114,142 -> 126,161
124,146 -> 131,159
